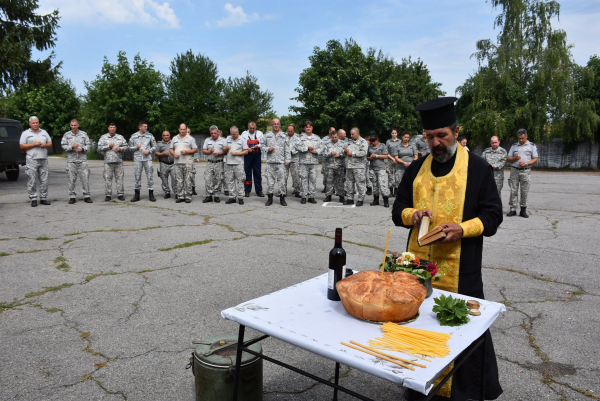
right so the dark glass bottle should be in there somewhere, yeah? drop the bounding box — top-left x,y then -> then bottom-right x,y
327,228 -> 346,301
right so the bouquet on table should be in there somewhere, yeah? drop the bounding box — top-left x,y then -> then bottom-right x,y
379,252 -> 442,281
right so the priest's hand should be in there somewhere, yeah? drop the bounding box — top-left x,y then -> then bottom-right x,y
437,223 -> 463,244
412,209 -> 433,228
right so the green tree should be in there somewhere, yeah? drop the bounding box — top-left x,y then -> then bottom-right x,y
81,51 -> 165,139
0,0 -> 61,95
291,39 -> 443,138
164,50 -> 221,134
214,72 -> 274,133
1,75 -> 80,142
456,0 -> 599,144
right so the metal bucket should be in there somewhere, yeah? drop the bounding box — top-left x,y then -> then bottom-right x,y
190,334 -> 263,401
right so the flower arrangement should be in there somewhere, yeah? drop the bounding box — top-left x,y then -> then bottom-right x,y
378,252 -> 442,281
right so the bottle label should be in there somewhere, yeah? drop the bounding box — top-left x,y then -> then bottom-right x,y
328,269 -> 334,290
342,265 -> 347,278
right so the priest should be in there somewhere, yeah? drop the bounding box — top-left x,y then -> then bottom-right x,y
392,97 -> 503,400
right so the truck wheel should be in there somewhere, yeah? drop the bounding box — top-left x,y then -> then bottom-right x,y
6,167 -> 19,181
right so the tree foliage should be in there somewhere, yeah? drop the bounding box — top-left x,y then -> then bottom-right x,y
1,75 -> 80,138
163,50 -> 221,134
290,39 -> 443,138
213,72 -> 274,134
0,0 -> 61,95
456,0 -> 599,144
81,51 -> 165,139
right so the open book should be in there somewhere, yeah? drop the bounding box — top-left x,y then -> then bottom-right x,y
417,216 -> 447,246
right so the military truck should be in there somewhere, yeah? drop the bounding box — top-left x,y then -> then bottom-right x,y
0,118 -> 26,181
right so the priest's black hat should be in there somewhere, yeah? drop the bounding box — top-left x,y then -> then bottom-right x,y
415,97 -> 458,130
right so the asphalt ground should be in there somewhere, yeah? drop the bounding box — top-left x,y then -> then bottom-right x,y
0,157 -> 598,401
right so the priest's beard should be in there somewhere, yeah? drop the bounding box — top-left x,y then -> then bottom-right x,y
430,140 -> 458,164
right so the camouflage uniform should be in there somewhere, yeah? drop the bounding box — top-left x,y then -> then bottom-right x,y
482,146 -> 508,196
203,137 -> 226,196
260,131 -> 291,195
129,132 -> 156,190
321,137 -> 330,189
395,143 -> 417,187
294,133 -> 322,199
285,133 -> 301,194
98,133 -> 128,196
225,136 -> 248,199
171,135 -> 198,200
321,139 -> 347,197
344,136 -> 368,202
368,143 -> 390,197
61,130 -> 91,199
155,140 -> 176,196
385,139 -> 400,189
20,128 -> 51,200
508,141 -> 538,211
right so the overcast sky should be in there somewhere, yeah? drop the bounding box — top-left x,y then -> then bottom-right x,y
37,0 -> 600,116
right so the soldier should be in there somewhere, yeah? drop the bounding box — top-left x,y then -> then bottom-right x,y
202,125 -> 226,203
337,129 -> 348,195
458,135 -> 470,151
97,122 -> 128,201
482,136 -> 507,197
343,127 -> 368,206
367,134 -> 390,207
260,118 -> 291,206
186,127 -> 198,196
61,119 -> 92,204
155,130 -> 176,199
241,121 -> 265,197
395,130 -> 418,190
364,136 -> 373,196
129,121 -> 157,202
19,116 -> 53,207
321,127 -> 335,193
219,129 -> 229,196
223,126 -> 249,204
321,130 -> 347,203
385,128 -> 401,197
294,121 -> 322,204
414,129 -> 431,159
506,129 -> 538,218
285,123 -> 301,197
169,123 -> 198,203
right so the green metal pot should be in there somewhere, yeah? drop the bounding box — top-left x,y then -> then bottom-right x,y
190,334 -> 263,401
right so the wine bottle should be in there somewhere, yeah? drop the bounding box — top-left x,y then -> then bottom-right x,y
327,228 -> 347,301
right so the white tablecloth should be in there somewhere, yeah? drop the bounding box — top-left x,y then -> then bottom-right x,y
221,273 -> 506,395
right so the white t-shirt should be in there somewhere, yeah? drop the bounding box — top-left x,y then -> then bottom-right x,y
19,129 -> 51,159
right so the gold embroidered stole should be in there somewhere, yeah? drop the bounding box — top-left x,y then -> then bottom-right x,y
406,146 -> 469,398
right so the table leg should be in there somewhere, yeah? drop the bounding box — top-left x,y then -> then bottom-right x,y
333,362 -> 340,400
479,332 -> 488,401
232,324 -> 245,401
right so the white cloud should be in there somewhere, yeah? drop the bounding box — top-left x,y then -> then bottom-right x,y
211,3 -> 260,28
38,0 -> 180,28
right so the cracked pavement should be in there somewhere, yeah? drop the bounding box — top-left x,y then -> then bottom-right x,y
0,158 -> 598,400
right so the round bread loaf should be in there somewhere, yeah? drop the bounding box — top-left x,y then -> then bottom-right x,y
336,270 -> 426,322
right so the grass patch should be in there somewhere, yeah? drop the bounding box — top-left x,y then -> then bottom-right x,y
56,262 -> 70,271
571,290 -> 585,295
53,256 -> 67,263
62,239 -> 74,245
0,252 -> 10,257
17,249 -> 43,254
85,272 -> 118,282
81,332 -> 90,338
46,308 -> 61,313
35,236 -> 53,241
80,373 -> 92,382
25,283 -> 75,298
0,299 -> 22,311
0,238 -> 10,241
159,239 -> 213,251
18,236 -> 26,239
95,362 -> 107,368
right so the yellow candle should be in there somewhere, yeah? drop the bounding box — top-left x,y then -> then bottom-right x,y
381,228 -> 391,278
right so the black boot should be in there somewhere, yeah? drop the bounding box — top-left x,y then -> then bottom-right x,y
148,190 -> 156,202
295,192 -> 302,198
507,210 -> 517,216
520,207 -> 529,218
256,191 -> 265,197
131,190 -> 140,202
266,194 -> 273,206
202,195 -> 213,203
370,195 -> 380,206
389,187 -> 395,197
280,195 -> 287,206
324,195 -> 332,202
214,197 -> 220,203
118,195 -> 125,201
301,198 -> 307,204
383,197 -> 389,207
366,187 -> 372,195
343,199 -> 354,205
356,200 -> 364,207
308,198 -> 317,204
339,196 -> 345,203
164,192 -> 171,199
192,186 -> 197,195
226,198 -> 236,204
105,196 -> 111,201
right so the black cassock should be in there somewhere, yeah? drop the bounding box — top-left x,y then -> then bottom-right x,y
392,151 -> 504,401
